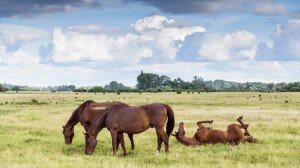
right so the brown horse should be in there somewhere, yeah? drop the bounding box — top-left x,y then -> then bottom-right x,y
85,103 -> 175,156
173,116 -> 256,146
63,100 -> 135,150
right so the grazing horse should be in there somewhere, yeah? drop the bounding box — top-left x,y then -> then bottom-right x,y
85,103 -> 175,156
62,100 -> 135,150
173,116 -> 256,146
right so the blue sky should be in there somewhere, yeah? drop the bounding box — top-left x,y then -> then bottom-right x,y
0,0 -> 299,86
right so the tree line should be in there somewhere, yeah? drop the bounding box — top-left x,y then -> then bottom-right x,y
0,71 -> 299,93
135,71 -> 300,92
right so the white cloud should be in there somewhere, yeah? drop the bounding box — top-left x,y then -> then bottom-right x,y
132,15 -> 175,31
0,24 -> 47,52
45,15 -> 205,65
0,38 -> 39,66
51,27 -> 114,63
256,19 -> 300,61
177,30 -> 256,61
254,2 -> 286,15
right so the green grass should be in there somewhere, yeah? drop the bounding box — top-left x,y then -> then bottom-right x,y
0,92 -> 299,168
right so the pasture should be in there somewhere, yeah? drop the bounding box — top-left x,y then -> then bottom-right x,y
0,92 -> 299,168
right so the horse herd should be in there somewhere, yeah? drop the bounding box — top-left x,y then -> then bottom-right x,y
63,100 -> 257,156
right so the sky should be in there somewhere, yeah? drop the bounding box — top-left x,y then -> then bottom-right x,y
0,0 -> 299,87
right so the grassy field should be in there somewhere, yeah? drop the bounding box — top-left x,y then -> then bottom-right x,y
0,92 -> 299,168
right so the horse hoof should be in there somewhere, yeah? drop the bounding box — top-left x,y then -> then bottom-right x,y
238,116 -> 243,120
156,150 -> 160,155
245,123 -> 249,128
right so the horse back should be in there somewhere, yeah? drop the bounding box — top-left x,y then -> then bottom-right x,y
80,101 -> 125,128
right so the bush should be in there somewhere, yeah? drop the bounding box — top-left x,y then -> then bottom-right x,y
74,88 -> 88,92
289,87 -> 300,92
0,84 -> 6,92
89,86 -> 106,92
176,90 -> 182,94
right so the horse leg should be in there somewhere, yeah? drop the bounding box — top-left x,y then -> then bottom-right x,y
118,132 -> 128,156
128,133 -> 135,150
156,127 -> 169,154
197,120 -> 214,124
237,116 -> 248,128
110,130 -> 118,156
237,116 -> 250,136
156,136 -> 163,154
116,134 -> 120,152
155,129 -> 163,154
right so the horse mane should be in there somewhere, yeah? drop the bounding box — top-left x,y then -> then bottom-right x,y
65,100 -> 95,127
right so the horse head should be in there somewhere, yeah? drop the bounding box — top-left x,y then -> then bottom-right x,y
84,132 -> 98,155
63,126 -> 74,144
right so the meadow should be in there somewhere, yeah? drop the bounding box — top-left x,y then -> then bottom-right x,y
0,92 -> 299,168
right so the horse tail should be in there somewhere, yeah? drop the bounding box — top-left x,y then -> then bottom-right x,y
164,104 -> 175,137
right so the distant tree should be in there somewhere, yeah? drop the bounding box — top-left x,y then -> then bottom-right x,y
160,75 -> 171,86
0,84 -> 6,92
74,87 -> 88,92
11,86 -> 20,92
192,76 -> 205,90
89,86 -> 105,92
285,82 -> 300,92
69,85 -> 76,91
136,71 -> 161,90
105,81 -> 126,91
267,83 -> 275,92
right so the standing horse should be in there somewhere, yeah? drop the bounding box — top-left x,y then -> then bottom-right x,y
85,103 -> 175,156
62,100 -> 135,150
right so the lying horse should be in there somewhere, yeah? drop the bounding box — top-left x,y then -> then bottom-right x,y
63,100 -> 135,150
173,116 -> 256,146
85,103 -> 175,156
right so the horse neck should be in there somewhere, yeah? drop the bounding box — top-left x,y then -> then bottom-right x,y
198,125 -> 207,130
88,110 -> 108,136
176,135 -> 198,146
65,116 -> 79,129
64,108 -> 81,128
